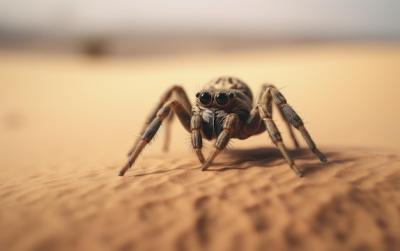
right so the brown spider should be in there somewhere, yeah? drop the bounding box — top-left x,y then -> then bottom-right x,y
119,76 -> 327,177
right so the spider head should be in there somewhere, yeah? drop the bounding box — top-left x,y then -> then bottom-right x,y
196,90 -> 235,108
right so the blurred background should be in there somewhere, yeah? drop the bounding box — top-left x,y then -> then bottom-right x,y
1,0 -> 400,55
1,0 -> 400,176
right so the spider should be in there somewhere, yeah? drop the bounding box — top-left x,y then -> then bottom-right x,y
119,76 -> 327,177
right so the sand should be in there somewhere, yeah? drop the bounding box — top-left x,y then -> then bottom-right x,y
1,43 -> 400,251
1,148 -> 400,251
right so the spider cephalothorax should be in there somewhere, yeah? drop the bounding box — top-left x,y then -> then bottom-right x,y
119,76 -> 327,177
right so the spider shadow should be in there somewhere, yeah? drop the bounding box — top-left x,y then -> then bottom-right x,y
207,147 -> 354,176
127,147 -> 354,178
129,163 -> 199,177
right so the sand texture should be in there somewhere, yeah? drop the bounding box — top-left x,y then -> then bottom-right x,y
1,44 -> 400,251
1,147 -> 400,251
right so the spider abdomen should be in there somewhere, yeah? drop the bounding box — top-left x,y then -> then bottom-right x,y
204,76 -> 253,102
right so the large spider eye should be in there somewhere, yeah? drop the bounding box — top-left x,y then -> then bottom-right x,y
199,92 -> 212,105
216,92 -> 229,106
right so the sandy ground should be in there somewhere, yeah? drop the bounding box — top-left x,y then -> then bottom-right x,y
1,43 -> 400,251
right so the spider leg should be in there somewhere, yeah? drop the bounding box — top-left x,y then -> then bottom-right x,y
259,84 -> 300,148
236,102 -> 302,176
276,104 -> 300,148
119,100 -> 191,176
258,104 -> 303,177
201,114 -> 239,171
127,85 -> 192,156
267,86 -> 327,162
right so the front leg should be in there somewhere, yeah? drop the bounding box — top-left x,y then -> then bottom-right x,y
119,100 -> 191,176
127,85 -> 192,156
191,107 -> 205,163
259,106 -> 303,177
257,84 -> 300,148
268,87 -> 327,162
201,114 -> 239,171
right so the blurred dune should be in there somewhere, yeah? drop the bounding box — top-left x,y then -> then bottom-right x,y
1,43 -> 400,251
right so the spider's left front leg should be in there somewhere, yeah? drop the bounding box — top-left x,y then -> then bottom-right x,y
267,86 -> 327,163
201,114 -> 239,171
258,106 -> 303,177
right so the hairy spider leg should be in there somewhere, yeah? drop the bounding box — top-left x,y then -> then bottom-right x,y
201,114 -> 239,171
266,86 -> 327,162
119,100 -> 191,176
127,85 -> 192,156
259,84 -> 300,148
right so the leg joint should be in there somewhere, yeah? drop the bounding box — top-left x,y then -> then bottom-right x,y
171,85 -> 184,92
270,88 -> 287,106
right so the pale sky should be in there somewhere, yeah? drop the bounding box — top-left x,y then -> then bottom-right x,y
0,0 -> 399,38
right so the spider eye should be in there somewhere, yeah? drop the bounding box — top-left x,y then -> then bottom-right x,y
199,92 -> 212,105
216,92 -> 229,106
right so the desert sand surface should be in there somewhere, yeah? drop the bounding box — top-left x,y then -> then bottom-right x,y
1,43 -> 400,251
